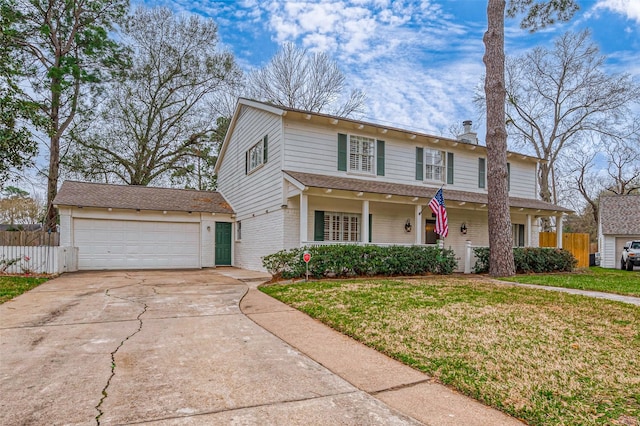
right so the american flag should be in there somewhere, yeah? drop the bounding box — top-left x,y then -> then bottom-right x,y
428,188 -> 448,238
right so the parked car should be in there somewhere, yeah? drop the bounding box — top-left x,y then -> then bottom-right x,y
621,240 -> 640,271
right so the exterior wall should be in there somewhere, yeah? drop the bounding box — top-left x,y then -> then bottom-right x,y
282,118 -> 538,199
57,206 -> 231,269
283,199 -> 301,250
369,202 -> 415,244
217,106 -> 284,220
234,209 -> 285,271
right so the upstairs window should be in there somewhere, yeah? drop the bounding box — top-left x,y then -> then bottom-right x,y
246,135 -> 268,174
416,148 -> 450,183
349,135 -> 375,174
338,134 -> 384,176
425,149 -> 444,181
478,158 -> 486,188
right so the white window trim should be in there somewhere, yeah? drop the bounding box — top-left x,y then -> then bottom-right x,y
424,148 -> 446,183
247,140 -> 264,174
324,212 -> 361,242
348,135 -> 375,175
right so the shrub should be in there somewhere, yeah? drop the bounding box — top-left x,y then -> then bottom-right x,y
473,247 -> 577,274
262,244 -> 458,280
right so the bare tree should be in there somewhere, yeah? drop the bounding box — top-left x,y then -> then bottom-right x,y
483,0 -> 578,277
570,128 -> 640,230
505,30 -> 640,205
67,7 -> 242,187
247,43 -> 365,117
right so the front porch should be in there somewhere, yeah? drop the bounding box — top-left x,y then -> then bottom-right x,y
283,171 -> 571,273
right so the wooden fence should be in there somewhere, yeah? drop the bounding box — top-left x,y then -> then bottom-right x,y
539,232 -> 590,268
0,231 -> 59,246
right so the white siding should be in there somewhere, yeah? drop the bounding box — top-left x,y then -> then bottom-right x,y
217,107 -> 284,220
234,209 -> 285,271
281,117 -> 538,199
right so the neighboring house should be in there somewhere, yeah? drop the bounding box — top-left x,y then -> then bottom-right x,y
598,195 -> 640,269
54,181 -> 234,270
215,98 -> 571,272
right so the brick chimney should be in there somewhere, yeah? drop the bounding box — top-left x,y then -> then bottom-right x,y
457,120 -> 478,144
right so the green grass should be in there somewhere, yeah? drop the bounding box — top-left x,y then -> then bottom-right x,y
501,267 -> 640,297
0,275 -> 49,303
262,277 -> 640,426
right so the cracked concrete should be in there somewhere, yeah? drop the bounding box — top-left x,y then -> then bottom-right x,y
0,270 -> 421,425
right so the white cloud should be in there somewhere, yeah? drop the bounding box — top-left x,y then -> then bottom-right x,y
595,0 -> 640,23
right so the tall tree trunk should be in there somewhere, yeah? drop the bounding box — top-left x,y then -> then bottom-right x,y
45,82 -> 61,232
483,0 -> 515,277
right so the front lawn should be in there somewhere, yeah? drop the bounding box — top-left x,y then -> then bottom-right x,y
501,267 -> 640,297
0,275 -> 49,303
262,277 -> 640,426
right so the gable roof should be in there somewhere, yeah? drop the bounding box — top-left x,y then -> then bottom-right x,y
214,98 -> 545,174
599,195 -> 640,235
53,181 -> 234,214
284,170 -> 572,213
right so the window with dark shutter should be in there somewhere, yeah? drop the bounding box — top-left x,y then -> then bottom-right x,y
415,147 -> 424,180
447,152 -> 454,184
337,134 -> 347,171
314,211 -> 325,241
376,140 -> 385,176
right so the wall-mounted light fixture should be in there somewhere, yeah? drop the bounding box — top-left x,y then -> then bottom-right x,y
405,219 -> 412,233
460,223 -> 468,234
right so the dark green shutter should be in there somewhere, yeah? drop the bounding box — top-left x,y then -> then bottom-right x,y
507,162 -> 511,191
376,140 -> 385,176
368,214 -> 372,243
245,151 -> 248,175
447,152 -> 454,184
263,135 -> 268,163
518,224 -> 525,246
415,147 -> 423,180
314,211 -> 325,241
337,134 -> 347,171
478,158 -> 486,188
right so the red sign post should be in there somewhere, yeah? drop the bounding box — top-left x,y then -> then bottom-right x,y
303,251 -> 311,281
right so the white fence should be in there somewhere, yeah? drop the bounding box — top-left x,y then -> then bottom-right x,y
0,246 -> 78,275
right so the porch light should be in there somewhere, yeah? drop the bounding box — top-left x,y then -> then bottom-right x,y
460,223 -> 468,234
405,219 -> 412,233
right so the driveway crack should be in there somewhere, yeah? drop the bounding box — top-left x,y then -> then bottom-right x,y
95,288 -> 148,425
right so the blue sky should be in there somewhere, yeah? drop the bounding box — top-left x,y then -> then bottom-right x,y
137,0 -> 640,143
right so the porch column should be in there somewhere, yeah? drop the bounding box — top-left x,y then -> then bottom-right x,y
362,200 -> 369,243
415,205 -> 421,245
300,194 -> 308,245
556,214 -> 563,248
526,214 -> 532,247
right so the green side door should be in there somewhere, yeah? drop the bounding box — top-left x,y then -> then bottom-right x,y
215,222 -> 232,266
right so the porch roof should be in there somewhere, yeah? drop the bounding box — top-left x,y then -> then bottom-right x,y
283,170 -> 572,213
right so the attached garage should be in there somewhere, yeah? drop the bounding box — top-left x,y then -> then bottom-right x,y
54,181 -> 235,270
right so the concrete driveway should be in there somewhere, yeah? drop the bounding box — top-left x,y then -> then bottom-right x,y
0,270 -> 417,425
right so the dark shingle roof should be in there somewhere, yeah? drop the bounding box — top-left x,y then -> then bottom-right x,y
599,195 -> 640,235
53,181 -> 234,214
284,170 -> 572,213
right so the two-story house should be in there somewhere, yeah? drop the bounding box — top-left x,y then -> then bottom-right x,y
215,98 -> 571,272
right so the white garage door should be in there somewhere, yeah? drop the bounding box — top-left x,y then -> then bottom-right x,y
74,218 -> 200,270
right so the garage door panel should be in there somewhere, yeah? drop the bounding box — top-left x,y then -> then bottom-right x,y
74,218 -> 200,270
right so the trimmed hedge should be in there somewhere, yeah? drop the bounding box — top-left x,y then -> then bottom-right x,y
262,245 -> 458,280
473,247 -> 577,274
